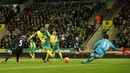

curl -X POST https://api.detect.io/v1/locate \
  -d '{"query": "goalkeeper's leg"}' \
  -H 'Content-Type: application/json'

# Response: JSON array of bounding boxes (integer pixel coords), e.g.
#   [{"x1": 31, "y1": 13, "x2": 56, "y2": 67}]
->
[
  {"x1": 81, "y1": 50, "x2": 104, "y2": 64},
  {"x1": 81, "y1": 53, "x2": 95, "y2": 64}
]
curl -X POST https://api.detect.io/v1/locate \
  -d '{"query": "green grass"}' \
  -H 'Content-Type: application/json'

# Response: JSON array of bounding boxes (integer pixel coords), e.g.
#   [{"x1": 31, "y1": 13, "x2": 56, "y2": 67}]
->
[{"x1": 0, "y1": 58, "x2": 130, "y2": 73}]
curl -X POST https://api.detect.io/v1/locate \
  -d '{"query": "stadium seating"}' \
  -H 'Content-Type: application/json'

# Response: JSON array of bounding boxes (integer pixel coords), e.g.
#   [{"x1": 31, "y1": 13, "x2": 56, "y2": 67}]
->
[
  {"x1": 0, "y1": 5, "x2": 21, "y2": 48},
  {"x1": 0, "y1": 5, "x2": 13, "y2": 24},
  {"x1": 113, "y1": 0, "x2": 130, "y2": 48},
  {"x1": 0, "y1": 1, "x2": 104, "y2": 49}
]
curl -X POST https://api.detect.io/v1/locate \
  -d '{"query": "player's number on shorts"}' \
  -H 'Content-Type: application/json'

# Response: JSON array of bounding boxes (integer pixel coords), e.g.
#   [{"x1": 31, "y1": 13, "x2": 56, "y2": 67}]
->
[
  {"x1": 103, "y1": 42, "x2": 109, "y2": 49},
  {"x1": 19, "y1": 40, "x2": 23, "y2": 46}
]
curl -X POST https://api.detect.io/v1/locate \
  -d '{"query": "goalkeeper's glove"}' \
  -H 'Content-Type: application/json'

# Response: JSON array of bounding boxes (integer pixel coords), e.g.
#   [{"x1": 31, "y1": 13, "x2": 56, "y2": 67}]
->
[{"x1": 120, "y1": 47, "x2": 125, "y2": 52}]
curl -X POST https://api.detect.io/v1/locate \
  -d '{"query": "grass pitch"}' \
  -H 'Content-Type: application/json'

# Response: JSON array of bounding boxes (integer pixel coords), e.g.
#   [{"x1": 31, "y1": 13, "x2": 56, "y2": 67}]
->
[{"x1": 0, "y1": 58, "x2": 130, "y2": 73}]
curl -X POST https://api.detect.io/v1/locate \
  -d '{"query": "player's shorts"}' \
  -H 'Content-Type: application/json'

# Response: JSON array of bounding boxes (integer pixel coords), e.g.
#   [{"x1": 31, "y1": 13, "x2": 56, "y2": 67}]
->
[
  {"x1": 52, "y1": 42, "x2": 59, "y2": 51},
  {"x1": 41, "y1": 40, "x2": 51, "y2": 49},
  {"x1": 91, "y1": 47, "x2": 105, "y2": 58}
]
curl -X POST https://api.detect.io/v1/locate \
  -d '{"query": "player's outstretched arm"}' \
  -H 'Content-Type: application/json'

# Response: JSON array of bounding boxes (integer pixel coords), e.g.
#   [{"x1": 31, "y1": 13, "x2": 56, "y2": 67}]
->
[
  {"x1": 111, "y1": 44, "x2": 124, "y2": 52},
  {"x1": 29, "y1": 35, "x2": 34, "y2": 40},
  {"x1": 111, "y1": 45, "x2": 120, "y2": 51},
  {"x1": 46, "y1": 30, "x2": 51, "y2": 37},
  {"x1": 29, "y1": 32, "x2": 37, "y2": 40}
]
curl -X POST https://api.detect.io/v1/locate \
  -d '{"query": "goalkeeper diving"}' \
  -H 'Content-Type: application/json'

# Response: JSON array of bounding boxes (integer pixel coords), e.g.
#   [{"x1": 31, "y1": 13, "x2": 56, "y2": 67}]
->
[{"x1": 81, "y1": 34, "x2": 124, "y2": 64}]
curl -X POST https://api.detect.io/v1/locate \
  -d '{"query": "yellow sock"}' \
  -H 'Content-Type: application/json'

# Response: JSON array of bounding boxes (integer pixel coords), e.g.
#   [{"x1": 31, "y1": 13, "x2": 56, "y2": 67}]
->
[
  {"x1": 34, "y1": 54, "x2": 35, "y2": 59},
  {"x1": 53, "y1": 53, "x2": 55, "y2": 57},
  {"x1": 58, "y1": 51, "x2": 63, "y2": 59},
  {"x1": 29, "y1": 53, "x2": 33, "y2": 58},
  {"x1": 47, "y1": 50, "x2": 53, "y2": 57},
  {"x1": 32, "y1": 53, "x2": 35, "y2": 59}
]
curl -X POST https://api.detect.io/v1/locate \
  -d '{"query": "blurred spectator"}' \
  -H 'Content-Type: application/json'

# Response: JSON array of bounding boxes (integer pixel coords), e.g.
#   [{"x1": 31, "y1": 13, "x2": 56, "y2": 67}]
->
[
  {"x1": 95, "y1": 14, "x2": 101, "y2": 24},
  {"x1": 113, "y1": 15, "x2": 119, "y2": 28},
  {"x1": 114, "y1": 0, "x2": 130, "y2": 48},
  {"x1": 16, "y1": 5, "x2": 20, "y2": 13}
]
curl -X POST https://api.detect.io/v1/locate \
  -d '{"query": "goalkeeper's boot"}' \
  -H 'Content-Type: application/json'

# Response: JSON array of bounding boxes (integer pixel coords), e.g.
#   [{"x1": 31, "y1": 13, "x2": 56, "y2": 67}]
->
[{"x1": 81, "y1": 61, "x2": 87, "y2": 64}]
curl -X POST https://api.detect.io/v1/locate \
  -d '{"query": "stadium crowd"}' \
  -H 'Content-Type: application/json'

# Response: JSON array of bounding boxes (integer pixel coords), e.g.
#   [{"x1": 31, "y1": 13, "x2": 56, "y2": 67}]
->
[
  {"x1": 0, "y1": 5, "x2": 20, "y2": 24},
  {"x1": 113, "y1": 0, "x2": 130, "y2": 48},
  {"x1": 0, "y1": 1, "x2": 104, "y2": 49},
  {"x1": 0, "y1": 5, "x2": 20, "y2": 48}
]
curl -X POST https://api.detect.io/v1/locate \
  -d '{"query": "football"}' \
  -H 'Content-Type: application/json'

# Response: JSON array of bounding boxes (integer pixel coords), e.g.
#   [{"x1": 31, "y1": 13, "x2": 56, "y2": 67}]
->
[{"x1": 64, "y1": 57, "x2": 70, "y2": 63}]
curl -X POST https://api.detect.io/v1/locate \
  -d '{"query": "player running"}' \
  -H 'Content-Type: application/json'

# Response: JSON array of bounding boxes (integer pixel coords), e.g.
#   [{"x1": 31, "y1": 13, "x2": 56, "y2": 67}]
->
[
  {"x1": 3, "y1": 35, "x2": 26, "y2": 63},
  {"x1": 81, "y1": 34, "x2": 124, "y2": 64},
  {"x1": 29, "y1": 39, "x2": 36, "y2": 59},
  {"x1": 29, "y1": 27, "x2": 54, "y2": 63},
  {"x1": 50, "y1": 31, "x2": 63, "y2": 60}
]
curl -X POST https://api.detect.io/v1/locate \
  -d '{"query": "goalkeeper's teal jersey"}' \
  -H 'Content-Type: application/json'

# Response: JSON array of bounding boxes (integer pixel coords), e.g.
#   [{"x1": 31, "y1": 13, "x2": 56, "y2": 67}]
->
[{"x1": 94, "y1": 39, "x2": 119, "y2": 52}]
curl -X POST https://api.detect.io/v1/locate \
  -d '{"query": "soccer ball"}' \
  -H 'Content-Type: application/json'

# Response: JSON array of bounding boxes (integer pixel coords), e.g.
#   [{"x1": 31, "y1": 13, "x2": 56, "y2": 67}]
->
[{"x1": 64, "y1": 57, "x2": 70, "y2": 63}]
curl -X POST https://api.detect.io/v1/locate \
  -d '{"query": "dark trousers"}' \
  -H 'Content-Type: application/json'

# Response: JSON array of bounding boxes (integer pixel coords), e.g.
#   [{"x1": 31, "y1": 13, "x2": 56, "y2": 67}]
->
[{"x1": 5, "y1": 49, "x2": 22, "y2": 62}]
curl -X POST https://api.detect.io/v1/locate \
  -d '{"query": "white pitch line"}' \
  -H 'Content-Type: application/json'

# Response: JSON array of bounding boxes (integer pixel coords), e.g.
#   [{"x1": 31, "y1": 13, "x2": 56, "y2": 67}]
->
[
  {"x1": 0, "y1": 64, "x2": 86, "y2": 70},
  {"x1": 0, "y1": 62, "x2": 130, "y2": 71}
]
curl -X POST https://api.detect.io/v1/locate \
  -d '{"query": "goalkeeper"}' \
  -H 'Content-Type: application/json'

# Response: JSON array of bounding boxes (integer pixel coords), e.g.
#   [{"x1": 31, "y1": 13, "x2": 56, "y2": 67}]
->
[{"x1": 81, "y1": 34, "x2": 124, "y2": 64}]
